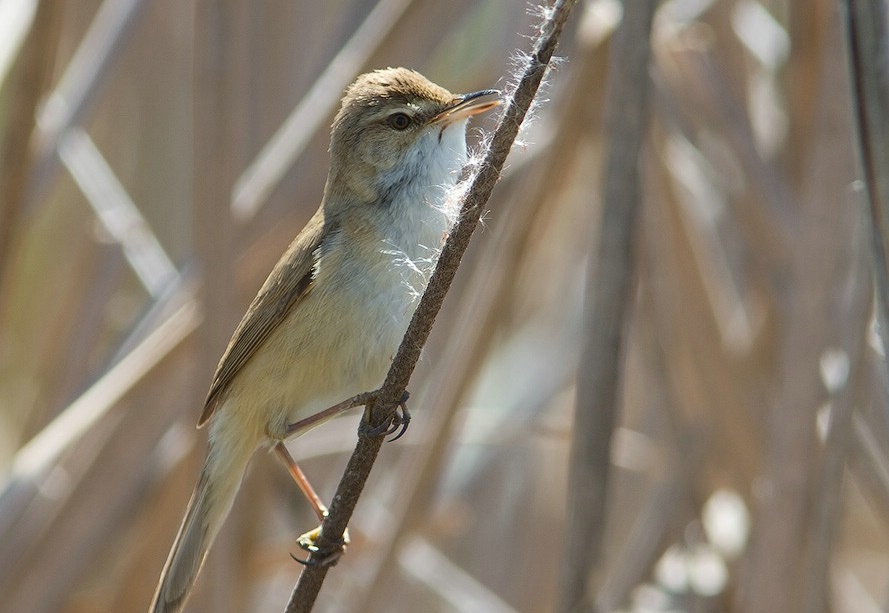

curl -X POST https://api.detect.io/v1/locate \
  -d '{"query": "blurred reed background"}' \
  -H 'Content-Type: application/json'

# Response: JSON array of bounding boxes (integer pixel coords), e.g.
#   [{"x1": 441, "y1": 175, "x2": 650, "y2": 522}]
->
[{"x1": 0, "y1": 0, "x2": 887, "y2": 611}]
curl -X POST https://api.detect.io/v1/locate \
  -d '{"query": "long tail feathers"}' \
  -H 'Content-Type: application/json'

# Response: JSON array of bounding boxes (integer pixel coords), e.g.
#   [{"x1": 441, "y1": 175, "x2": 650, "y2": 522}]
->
[{"x1": 150, "y1": 440, "x2": 252, "y2": 613}]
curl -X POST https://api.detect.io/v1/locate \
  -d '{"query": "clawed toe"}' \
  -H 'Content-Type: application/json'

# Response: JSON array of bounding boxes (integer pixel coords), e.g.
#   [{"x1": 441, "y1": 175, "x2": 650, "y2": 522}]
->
[
  {"x1": 291, "y1": 525, "x2": 350, "y2": 567},
  {"x1": 359, "y1": 391, "x2": 411, "y2": 441},
  {"x1": 385, "y1": 403, "x2": 411, "y2": 441}
]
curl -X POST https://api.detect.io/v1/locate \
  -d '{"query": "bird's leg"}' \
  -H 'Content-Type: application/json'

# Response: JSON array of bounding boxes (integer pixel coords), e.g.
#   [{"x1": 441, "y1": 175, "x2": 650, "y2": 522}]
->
[
  {"x1": 274, "y1": 442, "x2": 348, "y2": 566},
  {"x1": 286, "y1": 389, "x2": 410, "y2": 441},
  {"x1": 285, "y1": 391, "x2": 376, "y2": 436},
  {"x1": 274, "y1": 389, "x2": 409, "y2": 566},
  {"x1": 274, "y1": 442, "x2": 328, "y2": 521},
  {"x1": 358, "y1": 390, "x2": 411, "y2": 441}
]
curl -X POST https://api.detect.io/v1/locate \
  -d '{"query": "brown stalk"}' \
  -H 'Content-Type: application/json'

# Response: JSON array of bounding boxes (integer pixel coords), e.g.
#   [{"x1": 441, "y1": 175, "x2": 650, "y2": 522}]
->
[
  {"x1": 842, "y1": 0, "x2": 889, "y2": 389},
  {"x1": 559, "y1": 1, "x2": 656, "y2": 611},
  {"x1": 283, "y1": 1, "x2": 579, "y2": 610},
  {"x1": 355, "y1": 16, "x2": 615, "y2": 610}
]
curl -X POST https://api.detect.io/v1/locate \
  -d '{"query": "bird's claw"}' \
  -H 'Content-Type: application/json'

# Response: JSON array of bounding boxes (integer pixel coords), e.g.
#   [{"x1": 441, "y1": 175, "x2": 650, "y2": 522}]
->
[
  {"x1": 291, "y1": 524, "x2": 350, "y2": 567},
  {"x1": 359, "y1": 391, "x2": 411, "y2": 441}
]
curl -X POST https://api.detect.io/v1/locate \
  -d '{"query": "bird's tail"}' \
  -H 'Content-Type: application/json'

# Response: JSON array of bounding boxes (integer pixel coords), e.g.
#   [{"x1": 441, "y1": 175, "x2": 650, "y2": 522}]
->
[{"x1": 150, "y1": 429, "x2": 255, "y2": 613}]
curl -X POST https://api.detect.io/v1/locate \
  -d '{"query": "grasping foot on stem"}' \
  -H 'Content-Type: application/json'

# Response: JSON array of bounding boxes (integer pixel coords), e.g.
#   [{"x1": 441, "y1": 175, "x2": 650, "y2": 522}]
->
[
  {"x1": 275, "y1": 442, "x2": 350, "y2": 567},
  {"x1": 359, "y1": 391, "x2": 411, "y2": 441}
]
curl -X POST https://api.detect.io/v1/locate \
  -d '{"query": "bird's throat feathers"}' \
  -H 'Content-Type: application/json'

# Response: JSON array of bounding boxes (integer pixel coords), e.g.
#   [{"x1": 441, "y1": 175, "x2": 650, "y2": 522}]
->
[{"x1": 322, "y1": 117, "x2": 467, "y2": 274}]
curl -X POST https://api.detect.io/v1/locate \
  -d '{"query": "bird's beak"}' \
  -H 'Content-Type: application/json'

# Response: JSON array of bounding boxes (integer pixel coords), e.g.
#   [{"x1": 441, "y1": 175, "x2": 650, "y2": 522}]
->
[{"x1": 432, "y1": 89, "x2": 501, "y2": 125}]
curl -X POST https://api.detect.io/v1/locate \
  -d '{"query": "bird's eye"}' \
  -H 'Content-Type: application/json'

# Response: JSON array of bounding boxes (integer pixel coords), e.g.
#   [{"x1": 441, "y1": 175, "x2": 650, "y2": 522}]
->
[{"x1": 387, "y1": 112, "x2": 412, "y2": 130}]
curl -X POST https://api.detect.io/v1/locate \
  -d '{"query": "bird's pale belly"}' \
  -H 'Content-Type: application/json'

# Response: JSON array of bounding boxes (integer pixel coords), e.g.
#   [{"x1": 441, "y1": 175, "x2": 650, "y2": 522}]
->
[{"x1": 226, "y1": 259, "x2": 419, "y2": 441}]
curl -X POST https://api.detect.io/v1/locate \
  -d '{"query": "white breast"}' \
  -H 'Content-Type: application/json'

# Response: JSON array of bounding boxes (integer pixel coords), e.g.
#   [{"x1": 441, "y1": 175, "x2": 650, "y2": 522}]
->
[{"x1": 256, "y1": 120, "x2": 469, "y2": 435}]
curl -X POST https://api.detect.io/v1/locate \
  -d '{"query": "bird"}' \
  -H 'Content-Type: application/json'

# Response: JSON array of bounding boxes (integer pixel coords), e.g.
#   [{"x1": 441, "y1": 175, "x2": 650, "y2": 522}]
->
[{"x1": 150, "y1": 67, "x2": 500, "y2": 613}]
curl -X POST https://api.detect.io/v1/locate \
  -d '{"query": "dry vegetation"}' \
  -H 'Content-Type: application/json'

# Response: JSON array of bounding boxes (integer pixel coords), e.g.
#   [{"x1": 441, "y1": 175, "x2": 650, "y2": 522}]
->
[{"x1": 0, "y1": 1, "x2": 887, "y2": 612}]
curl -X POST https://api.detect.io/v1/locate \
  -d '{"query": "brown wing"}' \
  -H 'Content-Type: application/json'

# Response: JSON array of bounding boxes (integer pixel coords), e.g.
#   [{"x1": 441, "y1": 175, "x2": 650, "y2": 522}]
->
[{"x1": 198, "y1": 208, "x2": 328, "y2": 426}]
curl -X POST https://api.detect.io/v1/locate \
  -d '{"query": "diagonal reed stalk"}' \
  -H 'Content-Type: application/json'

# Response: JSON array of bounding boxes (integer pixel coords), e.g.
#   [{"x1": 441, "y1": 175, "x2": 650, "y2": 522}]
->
[{"x1": 284, "y1": 1, "x2": 579, "y2": 610}]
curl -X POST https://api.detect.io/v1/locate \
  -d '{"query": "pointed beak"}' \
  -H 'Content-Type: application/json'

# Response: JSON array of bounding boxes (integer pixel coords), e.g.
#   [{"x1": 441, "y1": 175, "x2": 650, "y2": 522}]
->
[{"x1": 431, "y1": 89, "x2": 501, "y2": 125}]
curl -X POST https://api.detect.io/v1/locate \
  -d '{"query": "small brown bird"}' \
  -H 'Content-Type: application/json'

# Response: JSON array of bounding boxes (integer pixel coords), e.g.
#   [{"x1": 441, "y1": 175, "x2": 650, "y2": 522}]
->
[{"x1": 150, "y1": 68, "x2": 499, "y2": 613}]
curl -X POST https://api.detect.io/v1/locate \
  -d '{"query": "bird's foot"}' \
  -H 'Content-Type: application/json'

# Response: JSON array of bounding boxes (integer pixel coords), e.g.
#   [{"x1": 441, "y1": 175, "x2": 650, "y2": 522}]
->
[
  {"x1": 358, "y1": 390, "x2": 411, "y2": 441},
  {"x1": 292, "y1": 521, "x2": 350, "y2": 567}
]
